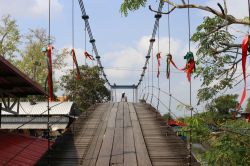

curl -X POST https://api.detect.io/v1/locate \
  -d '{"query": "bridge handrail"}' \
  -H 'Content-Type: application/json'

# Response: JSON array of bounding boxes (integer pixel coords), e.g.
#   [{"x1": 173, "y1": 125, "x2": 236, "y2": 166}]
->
[
  {"x1": 140, "y1": 85, "x2": 194, "y2": 110},
  {"x1": 142, "y1": 92, "x2": 179, "y2": 119}
]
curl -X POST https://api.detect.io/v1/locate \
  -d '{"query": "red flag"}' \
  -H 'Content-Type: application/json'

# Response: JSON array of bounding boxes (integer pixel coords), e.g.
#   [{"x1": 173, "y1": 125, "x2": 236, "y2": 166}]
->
[
  {"x1": 156, "y1": 52, "x2": 161, "y2": 78},
  {"x1": 237, "y1": 36, "x2": 248, "y2": 110},
  {"x1": 71, "y1": 49, "x2": 81, "y2": 80},
  {"x1": 84, "y1": 51, "x2": 94, "y2": 61},
  {"x1": 47, "y1": 45, "x2": 54, "y2": 101}
]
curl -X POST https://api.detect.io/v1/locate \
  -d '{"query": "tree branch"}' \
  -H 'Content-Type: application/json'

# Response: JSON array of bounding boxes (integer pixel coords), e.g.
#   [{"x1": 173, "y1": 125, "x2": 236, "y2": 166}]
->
[
  {"x1": 211, "y1": 43, "x2": 241, "y2": 55},
  {"x1": 160, "y1": 0, "x2": 250, "y2": 25}
]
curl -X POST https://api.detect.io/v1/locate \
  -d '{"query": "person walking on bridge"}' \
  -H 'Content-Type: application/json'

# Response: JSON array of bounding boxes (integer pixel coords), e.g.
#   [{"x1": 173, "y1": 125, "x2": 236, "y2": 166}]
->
[{"x1": 121, "y1": 92, "x2": 127, "y2": 102}]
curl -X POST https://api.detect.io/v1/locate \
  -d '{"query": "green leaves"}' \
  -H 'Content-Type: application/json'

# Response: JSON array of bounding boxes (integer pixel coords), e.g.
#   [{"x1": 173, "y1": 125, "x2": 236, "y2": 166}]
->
[
  {"x1": 192, "y1": 16, "x2": 238, "y2": 103},
  {"x1": 120, "y1": 0, "x2": 147, "y2": 16},
  {"x1": 17, "y1": 28, "x2": 67, "y2": 89},
  {"x1": 61, "y1": 66, "x2": 110, "y2": 110},
  {"x1": 0, "y1": 15, "x2": 20, "y2": 61},
  {"x1": 183, "y1": 111, "x2": 250, "y2": 165}
]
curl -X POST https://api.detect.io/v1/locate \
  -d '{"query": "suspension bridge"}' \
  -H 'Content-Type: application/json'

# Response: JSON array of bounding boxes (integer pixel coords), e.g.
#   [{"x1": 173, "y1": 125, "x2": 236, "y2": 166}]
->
[{"x1": 0, "y1": 0, "x2": 204, "y2": 165}]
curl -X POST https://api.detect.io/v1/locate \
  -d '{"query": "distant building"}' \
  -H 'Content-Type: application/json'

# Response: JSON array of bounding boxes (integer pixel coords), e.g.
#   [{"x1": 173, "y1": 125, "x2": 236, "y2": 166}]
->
[{"x1": 0, "y1": 102, "x2": 81, "y2": 132}]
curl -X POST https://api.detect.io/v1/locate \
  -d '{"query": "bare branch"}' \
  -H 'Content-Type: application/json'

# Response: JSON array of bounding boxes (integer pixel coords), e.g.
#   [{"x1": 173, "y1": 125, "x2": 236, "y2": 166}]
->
[
  {"x1": 149, "y1": 5, "x2": 175, "y2": 14},
  {"x1": 223, "y1": 0, "x2": 228, "y2": 15},
  {"x1": 161, "y1": 0, "x2": 250, "y2": 25},
  {"x1": 217, "y1": 3, "x2": 225, "y2": 16}
]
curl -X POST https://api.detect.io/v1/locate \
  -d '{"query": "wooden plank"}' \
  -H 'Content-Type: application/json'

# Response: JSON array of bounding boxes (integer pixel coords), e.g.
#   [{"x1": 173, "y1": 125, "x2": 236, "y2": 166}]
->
[
  {"x1": 123, "y1": 127, "x2": 137, "y2": 166},
  {"x1": 96, "y1": 103, "x2": 118, "y2": 166},
  {"x1": 111, "y1": 128, "x2": 124, "y2": 165},
  {"x1": 95, "y1": 128, "x2": 115, "y2": 166},
  {"x1": 129, "y1": 103, "x2": 152, "y2": 166},
  {"x1": 124, "y1": 153, "x2": 137, "y2": 166},
  {"x1": 107, "y1": 103, "x2": 118, "y2": 128},
  {"x1": 123, "y1": 103, "x2": 131, "y2": 127},
  {"x1": 111, "y1": 102, "x2": 124, "y2": 165},
  {"x1": 82, "y1": 104, "x2": 113, "y2": 166},
  {"x1": 133, "y1": 103, "x2": 199, "y2": 166}
]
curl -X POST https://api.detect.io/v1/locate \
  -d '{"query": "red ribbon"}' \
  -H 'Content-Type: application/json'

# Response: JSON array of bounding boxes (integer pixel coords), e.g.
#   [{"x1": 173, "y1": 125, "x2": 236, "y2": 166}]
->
[
  {"x1": 166, "y1": 54, "x2": 184, "y2": 79},
  {"x1": 47, "y1": 45, "x2": 54, "y2": 101},
  {"x1": 84, "y1": 51, "x2": 94, "y2": 61},
  {"x1": 72, "y1": 49, "x2": 81, "y2": 80},
  {"x1": 156, "y1": 52, "x2": 161, "y2": 78},
  {"x1": 171, "y1": 60, "x2": 185, "y2": 72},
  {"x1": 185, "y1": 59, "x2": 195, "y2": 82},
  {"x1": 237, "y1": 36, "x2": 249, "y2": 111}
]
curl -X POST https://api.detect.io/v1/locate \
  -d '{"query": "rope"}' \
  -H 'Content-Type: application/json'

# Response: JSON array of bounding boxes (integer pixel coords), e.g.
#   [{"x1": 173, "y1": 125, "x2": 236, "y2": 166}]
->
[
  {"x1": 187, "y1": 0, "x2": 192, "y2": 164},
  {"x1": 85, "y1": 23, "x2": 87, "y2": 66},
  {"x1": 168, "y1": 4, "x2": 171, "y2": 54},
  {"x1": 140, "y1": 85, "x2": 192, "y2": 109},
  {"x1": 157, "y1": 16, "x2": 160, "y2": 111},
  {"x1": 77, "y1": 0, "x2": 110, "y2": 86},
  {"x1": 167, "y1": 3, "x2": 172, "y2": 122},
  {"x1": 147, "y1": 61, "x2": 150, "y2": 101},
  {"x1": 151, "y1": 41, "x2": 154, "y2": 104},
  {"x1": 47, "y1": 0, "x2": 51, "y2": 163},
  {"x1": 72, "y1": 0, "x2": 76, "y2": 99},
  {"x1": 72, "y1": 0, "x2": 76, "y2": 134},
  {"x1": 136, "y1": 2, "x2": 163, "y2": 87}
]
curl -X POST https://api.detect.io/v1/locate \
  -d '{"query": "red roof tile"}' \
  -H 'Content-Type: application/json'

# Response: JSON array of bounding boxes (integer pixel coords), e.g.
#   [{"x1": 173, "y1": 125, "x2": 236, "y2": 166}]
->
[{"x1": 0, "y1": 131, "x2": 54, "y2": 165}]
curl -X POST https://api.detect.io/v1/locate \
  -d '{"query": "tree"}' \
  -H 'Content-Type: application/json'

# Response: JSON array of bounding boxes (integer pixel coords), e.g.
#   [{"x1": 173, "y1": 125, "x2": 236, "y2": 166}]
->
[
  {"x1": 17, "y1": 28, "x2": 68, "y2": 91},
  {"x1": 207, "y1": 94, "x2": 238, "y2": 117},
  {"x1": 182, "y1": 111, "x2": 250, "y2": 165},
  {"x1": 0, "y1": 15, "x2": 20, "y2": 61},
  {"x1": 244, "y1": 98, "x2": 250, "y2": 113},
  {"x1": 120, "y1": 0, "x2": 250, "y2": 25},
  {"x1": 120, "y1": 0, "x2": 248, "y2": 103},
  {"x1": 61, "y1": 66, "x2": 110, "y2": 110}
]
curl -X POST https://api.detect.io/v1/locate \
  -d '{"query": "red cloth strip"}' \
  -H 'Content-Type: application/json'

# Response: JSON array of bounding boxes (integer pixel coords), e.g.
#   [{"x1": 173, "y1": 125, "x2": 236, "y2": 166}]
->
[
  {"x1": 237, "y1": 36, "x2": 249, "y2": 110},
  {"x1": 170, "y1": 60, "x2": 185, "y2": 71},
  {"x1": 72, "y1": 49, "x2": 81, "y2": 80},
  {"x1": 185, "y1": 60, "x2": 195, "y2": 82},
  {"x1": 157, "y1": 53, "x2": 161, "y2": 78},
  {"x1": 84, "y1": 51, "x2": 94, "y2": 60},
  {"x1": 47, "y1": 45, "x2": 54, "y2": 101}
]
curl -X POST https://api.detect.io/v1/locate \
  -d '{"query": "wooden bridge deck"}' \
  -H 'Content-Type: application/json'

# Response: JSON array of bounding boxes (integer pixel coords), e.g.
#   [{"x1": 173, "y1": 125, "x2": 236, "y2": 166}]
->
[{"x1": 37, "y1": 102, "x2": 199, "y2": 166}]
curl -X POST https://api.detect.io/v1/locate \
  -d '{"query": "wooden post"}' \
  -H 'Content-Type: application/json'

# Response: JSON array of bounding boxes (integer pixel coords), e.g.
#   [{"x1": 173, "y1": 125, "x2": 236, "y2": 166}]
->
[{"x1": 0, "y1": 103, "x2": 2, "y2": 128}]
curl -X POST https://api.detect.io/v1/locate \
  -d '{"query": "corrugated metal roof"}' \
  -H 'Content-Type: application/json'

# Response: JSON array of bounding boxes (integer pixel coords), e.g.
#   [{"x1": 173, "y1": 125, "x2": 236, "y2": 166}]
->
[
  {"x1": 0, "y1": 131, "x2": 54, "y2": 165},
  {"x1": 2, "y1": 102, "x2": 74, "y2": 115},
  {"x1": 1, "y1": 116, "x2": 69, "y2": 130}
]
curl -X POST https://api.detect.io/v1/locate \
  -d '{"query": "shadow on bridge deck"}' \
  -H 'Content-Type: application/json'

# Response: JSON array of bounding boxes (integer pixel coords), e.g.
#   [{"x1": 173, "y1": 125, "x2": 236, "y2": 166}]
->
[{"x1": 37, "y1": 102, "x2": 199, "y2": 166}]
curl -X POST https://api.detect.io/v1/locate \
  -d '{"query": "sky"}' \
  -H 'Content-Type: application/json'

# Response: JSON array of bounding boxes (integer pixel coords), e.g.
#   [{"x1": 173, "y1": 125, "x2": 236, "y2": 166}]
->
[{"x1": 0, "y1": 0, "x2": 249, "y2": 117}]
